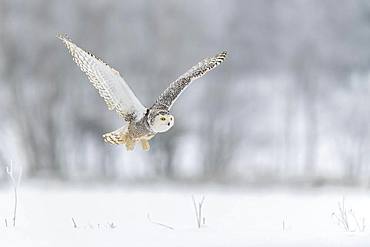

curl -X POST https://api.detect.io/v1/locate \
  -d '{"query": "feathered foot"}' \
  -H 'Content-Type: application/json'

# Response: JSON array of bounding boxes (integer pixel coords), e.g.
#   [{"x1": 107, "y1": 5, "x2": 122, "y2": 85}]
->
[
  {"x1": 125, "y1": 138, "x2": 136, "y2": 151},
  {"x1": 140, "y1": 139, "x2": 150, "y2": 151}
]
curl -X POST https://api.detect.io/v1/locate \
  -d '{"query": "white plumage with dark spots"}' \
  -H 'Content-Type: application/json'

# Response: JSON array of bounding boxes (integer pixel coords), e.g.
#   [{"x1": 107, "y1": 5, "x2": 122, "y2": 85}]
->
[{"x1": 58, "y1": 34, "x2": 227, "y2": 151}]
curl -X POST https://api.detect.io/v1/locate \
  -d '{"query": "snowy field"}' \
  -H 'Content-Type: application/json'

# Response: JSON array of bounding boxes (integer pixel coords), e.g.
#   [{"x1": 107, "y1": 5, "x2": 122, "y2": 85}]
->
[{"x1": 0, "y1": 184, "x2": 370, "y2": 247}]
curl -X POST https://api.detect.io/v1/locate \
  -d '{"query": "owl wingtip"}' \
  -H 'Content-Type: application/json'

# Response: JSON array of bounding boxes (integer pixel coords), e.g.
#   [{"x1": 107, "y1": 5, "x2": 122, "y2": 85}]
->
[
  {"x1": 56, "y1": 33, "x2": 71, "y2": 42},
  {"x1": 216, "y1": 51, "x2": 228, "y2": 61}
]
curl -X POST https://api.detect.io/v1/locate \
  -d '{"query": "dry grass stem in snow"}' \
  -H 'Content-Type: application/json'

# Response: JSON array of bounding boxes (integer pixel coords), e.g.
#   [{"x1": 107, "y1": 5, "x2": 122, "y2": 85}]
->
[
  {"x1": 192, "y1": 195, "x2": 206, "y2": 228},
  {"x1": 332, "y1": 197, "x2": 366, "y2": 232},
  {"x1": 6, "y1": 161, "x2": 22, "y2": 227},
  {"x1": 72, "y1": 218, "x2": 78, "y2": 228}
]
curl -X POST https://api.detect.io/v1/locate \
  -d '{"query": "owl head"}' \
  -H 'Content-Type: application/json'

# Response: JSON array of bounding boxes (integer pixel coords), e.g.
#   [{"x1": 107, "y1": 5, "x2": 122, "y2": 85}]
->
[{"x1": 150, "y1": 113, "x2": 175, "y2": 133}]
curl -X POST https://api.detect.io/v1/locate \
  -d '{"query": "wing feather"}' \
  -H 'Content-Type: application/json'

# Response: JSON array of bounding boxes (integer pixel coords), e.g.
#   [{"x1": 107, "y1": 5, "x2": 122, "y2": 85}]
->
[
  {"x1": 58, "y1": 34, "x2": 147, "y2": 121},
  {"x1": 153, "y1": 51, "x2": 227, "y2": 110}
]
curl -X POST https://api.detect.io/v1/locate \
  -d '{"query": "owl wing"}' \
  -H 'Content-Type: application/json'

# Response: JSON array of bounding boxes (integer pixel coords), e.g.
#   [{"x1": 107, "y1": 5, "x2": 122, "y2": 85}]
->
[
  {"x1": 153, "y1": 51, "x2": 227, "y2": 110},
  {"x1": 58, "y1": 34, "x2": 147, "y2": 121}
]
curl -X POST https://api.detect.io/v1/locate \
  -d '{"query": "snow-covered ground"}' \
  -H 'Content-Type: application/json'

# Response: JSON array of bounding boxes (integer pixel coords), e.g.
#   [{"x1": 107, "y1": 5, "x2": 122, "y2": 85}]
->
[{"x1": 0, "y1": 184, "x2": 370, "y2": 246}]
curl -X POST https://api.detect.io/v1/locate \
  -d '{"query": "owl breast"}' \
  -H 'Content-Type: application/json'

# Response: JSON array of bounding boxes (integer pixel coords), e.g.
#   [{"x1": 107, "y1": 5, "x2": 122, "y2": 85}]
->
[{"x1": 127, "y1": 116, "x2": 155, "y2": 140}]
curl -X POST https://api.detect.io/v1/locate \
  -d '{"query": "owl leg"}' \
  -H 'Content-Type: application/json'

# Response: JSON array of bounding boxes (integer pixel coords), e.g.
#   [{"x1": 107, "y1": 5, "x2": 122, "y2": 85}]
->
[
  {"x1": 124, "y1": 137, "x2": 136, "y2": 151},
  {"x1": 140, "y1": 139, "x2": 150, "y2": 151}
]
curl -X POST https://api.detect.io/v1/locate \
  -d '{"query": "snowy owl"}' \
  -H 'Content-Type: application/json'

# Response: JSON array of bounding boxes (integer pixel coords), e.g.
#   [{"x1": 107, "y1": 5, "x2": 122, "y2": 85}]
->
[{"x1": 58, "y1": 34, "x2": 227, "y2": 151}]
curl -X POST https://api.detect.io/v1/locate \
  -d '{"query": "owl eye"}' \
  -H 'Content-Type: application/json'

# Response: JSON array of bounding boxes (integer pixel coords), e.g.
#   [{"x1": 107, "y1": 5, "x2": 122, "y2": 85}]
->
[{"x1": 160, "y1": 117, "x2": 166, "y2": 121}]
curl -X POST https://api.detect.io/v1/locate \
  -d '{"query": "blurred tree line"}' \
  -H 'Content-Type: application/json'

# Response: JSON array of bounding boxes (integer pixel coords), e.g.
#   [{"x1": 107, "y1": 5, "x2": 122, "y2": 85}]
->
[{"x1": 0, "y1": 0, "x2": 370, "y2": 184}]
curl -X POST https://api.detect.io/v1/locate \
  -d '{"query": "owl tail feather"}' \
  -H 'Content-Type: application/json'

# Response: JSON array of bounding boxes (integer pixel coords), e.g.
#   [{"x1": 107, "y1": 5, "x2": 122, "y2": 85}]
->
[
  {"x1": 103, "y1": 132, "x2": 123, "y2": 145},
  {"x1": 102, "y1": 126, "x2": 128, "y2": 145},
  {"x1": 102, "y1": 126, "x2": 136, "y2": 151}
]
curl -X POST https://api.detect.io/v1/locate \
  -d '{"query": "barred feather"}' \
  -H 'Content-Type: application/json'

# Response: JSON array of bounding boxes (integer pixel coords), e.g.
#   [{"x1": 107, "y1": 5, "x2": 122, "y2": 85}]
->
[
  {"x1": 102, "y1": 126, "x2": 127, "y2": 145},
  {"x1": 57, "y1": 34, "x2": 147, "y2": 121},
  {"x1": 153, "y1": 51, "x2": 227, "y2": 110}
]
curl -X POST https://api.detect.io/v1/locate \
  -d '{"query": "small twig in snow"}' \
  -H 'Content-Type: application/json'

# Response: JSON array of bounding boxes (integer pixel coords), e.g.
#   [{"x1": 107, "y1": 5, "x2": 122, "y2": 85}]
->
[
  {"x1": 71, "y1": 218, "x2": 117, "y2": 229},
  {"x1": 71, "y1": 217, "x2": 78, "y2": 228},
  {"x1": 147, "y1": 214, "x2": 174, "y2": 230},
  {"x1": 108, "y1": 222, "x2": 117, "y2": 229},
  {"x1": 349, "y1": 209, "x2": 366, "y2": 232}
]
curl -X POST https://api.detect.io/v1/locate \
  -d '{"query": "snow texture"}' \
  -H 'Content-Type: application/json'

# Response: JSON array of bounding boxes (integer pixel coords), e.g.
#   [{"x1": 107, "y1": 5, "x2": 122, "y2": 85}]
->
[{"x1": 0, "y1": 185, "x2": 369, "y2": 247}]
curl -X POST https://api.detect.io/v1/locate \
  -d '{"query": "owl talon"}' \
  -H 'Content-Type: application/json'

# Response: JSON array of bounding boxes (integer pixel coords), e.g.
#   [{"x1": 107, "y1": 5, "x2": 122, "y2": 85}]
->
[{"x1": 140, "y1": 139, "x2": 150, "y2": 151}]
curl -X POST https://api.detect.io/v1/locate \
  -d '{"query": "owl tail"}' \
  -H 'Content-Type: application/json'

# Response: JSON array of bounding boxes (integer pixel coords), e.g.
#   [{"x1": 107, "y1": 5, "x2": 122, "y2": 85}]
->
[{"x1": 102, "y1": 126, "x2": 128, "y2": 145}]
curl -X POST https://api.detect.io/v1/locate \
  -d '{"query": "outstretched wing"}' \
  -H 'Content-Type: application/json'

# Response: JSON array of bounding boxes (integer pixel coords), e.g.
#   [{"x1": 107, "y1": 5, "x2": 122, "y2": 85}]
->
[
  {"x1": 58, "y1": 34, "x2": 147, "y2": 121},
  {"x1": 153, "y1": 51, "x2": 227, "y2": 111}
]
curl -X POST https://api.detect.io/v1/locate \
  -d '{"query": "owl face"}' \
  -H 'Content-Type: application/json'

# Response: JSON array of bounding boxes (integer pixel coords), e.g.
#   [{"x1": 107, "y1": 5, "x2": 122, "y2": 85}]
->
[{"x1": 151, "y1": 114, "x2": 174, "y2": 133}]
